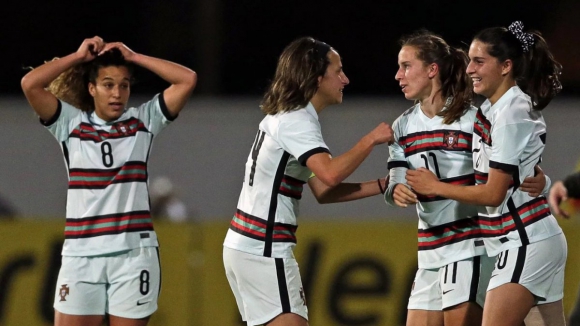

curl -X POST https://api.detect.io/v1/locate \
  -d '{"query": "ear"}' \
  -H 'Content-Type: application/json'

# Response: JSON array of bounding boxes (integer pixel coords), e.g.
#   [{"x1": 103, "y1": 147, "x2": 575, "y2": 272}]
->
[
  {"x1": 428, "y1": 63, "x2": 439, "y2": 79},
  {"x1": 501, "y1": 59, "x2": 513, "y2": 76},
  {"x1": 317, "y1": 75, "x2": 323, "y2": 87},
  {"x1": 88, "y1": 82, "x2": 96, "y2": 97}
]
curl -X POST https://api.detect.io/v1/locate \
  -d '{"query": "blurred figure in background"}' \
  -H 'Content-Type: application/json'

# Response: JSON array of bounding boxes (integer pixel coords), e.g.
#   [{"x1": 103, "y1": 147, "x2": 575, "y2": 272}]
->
[
  {"x1": 150, "y1": 176, "x2": 189, "y2": 223},
  {"x1": 549, "y1": 170, "x2": 580, "y2": 325},
  {"x1": 0, "y1": 193, "x2": 17, "y2": 219}
]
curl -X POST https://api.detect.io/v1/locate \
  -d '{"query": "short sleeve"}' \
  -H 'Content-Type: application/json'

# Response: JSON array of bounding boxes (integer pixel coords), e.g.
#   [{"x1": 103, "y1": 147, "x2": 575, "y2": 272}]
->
[
  {"x1": 130, "y1": 93, "x2": 172, "y2": 136},
  {"x1": 44, "y1": 100, "x2": 83, "y2": 142},
  {"x1": 489, "y1": 97, "x2": 534, "y2": 172},
  {"x1": 277, "y1": 119, "x2": 330, "y2": 166}
]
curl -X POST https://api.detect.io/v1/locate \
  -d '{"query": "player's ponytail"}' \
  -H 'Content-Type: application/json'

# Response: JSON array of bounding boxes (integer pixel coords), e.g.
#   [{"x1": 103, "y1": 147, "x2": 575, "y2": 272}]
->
[
  {"x1": 521, "y1": 31, "x2": 562, "y2": 110},
  {"x1": 400, "y1": 30, "x2": 473, "y2": 124},
  {"x1": 474, "y1": 21, "x2": 562, "y2": 110}
]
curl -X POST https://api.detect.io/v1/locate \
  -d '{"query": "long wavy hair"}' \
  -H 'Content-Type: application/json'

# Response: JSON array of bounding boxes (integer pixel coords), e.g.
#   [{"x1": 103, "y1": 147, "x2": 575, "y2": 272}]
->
[
  {"x1": 260, "y1": 37, "x2": 331, "y2": 115},
  {"x1": 400, "y1": 30, "x2": 473, "y2": 124},
  {"x1": 47, "y1": 49, "x2": 134, "y2": 112},
  {"x1": 473, "y1": 23, "x2": 562, "y2": 110}
]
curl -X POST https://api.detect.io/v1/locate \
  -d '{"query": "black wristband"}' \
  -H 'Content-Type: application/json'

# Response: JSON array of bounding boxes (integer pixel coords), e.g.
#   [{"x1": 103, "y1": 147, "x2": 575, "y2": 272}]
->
[{"x1": 377, "y1": 178, "x2": 385, "y2": 194}]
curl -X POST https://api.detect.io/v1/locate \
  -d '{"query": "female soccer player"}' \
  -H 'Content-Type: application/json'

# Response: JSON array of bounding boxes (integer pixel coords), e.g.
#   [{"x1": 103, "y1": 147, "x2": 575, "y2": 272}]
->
[
  {"x1": 222, "y1": 37, "x2": 394, "y2": 326},
  {"x1": 406, "y1": 22, "x2": 565, "y2": 326},
  {"x1": 387, "y1": 30, "x2": 547, "y2": 326},
  {"x1": 21, "y1": 36, "x2": 197, "y2": 326}
]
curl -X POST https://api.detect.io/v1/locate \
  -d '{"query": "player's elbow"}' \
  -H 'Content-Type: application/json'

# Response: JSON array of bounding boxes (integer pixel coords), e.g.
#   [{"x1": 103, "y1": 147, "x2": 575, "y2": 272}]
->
[
  {"x1": 21, "y1": 75, "x2": 35, "y2": 94},
  {"x1": 485, "y1": 193, "x2": 505, "y2": 207},
  {"x1": 184, "y1": 70, "x2": 198, "y2": 92},
  {"x1": 315, "y1": 174, "x2": 341, "y2": 188}
]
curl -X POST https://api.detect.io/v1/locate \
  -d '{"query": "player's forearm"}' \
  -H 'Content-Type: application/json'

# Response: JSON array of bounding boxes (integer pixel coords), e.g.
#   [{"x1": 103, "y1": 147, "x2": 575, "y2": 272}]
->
[
  {"x1": 311, "y1": 179, "x2": 381, "y2": 204},
  {"x1": 21, "y1": 52, "x2": 83, "y2": 92},
  {"x1": 131, "y1": 53, "x2": 196, "y2": 88},
  {"x1": 321, "y1": 135, "x2": 375, "y2": 186},
  {"x1": 436, "y1": 182, "x2": 503, "y2": 206}
]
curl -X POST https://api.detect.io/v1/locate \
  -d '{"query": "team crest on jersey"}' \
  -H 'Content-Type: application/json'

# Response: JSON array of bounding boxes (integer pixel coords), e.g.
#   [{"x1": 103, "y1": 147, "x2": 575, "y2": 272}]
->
[
  {"x1": 59, "y1": 284, "x2": 70, "y2": 302},
  {"x1": 299, "y1": 287, "x2": 307, "y2": 306},
  {"x1": 115, "y1": 122, "x2": 130, "y2": 136},
  {"x1": 443, "y1": 131, "x2": 459, "y2": 149}
]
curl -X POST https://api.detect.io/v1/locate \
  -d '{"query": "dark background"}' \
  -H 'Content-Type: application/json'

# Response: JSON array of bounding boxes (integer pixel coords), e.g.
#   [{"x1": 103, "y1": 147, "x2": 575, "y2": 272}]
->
[{"x1": 2, "y1": 0, "x2": 579, "y2": 97}]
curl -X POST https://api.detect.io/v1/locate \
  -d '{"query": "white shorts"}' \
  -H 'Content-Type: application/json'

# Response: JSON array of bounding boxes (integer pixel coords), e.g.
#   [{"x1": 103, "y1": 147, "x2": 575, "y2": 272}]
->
[
  {"x1": 439, "y1": 255, "x2": 494, "y2": 309},
  {"x1": 408, "y1": 256, "x2": 493, "y2": 310},
  {"x1": 54, "y1": 246, "x2": 161, "y2": 318},
  {"x1": 223, "y1": 246, "x2": 308, "y2": 326},
  {"x1": 488, "y1": 233, "x2": 567, "y2": 304}
]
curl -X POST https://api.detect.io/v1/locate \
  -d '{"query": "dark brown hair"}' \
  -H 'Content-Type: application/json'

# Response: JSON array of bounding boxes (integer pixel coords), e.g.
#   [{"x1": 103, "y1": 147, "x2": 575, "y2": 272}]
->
[
  {"x1": 400, "y1": 30, "x2": 473, "y2": 124},
  {"x1": 47, "y1": 49, "x2": 134, "y2": 112},
  {"x1": 260, "y1": 37, "x2": 331, "y2": 115},
  {"x1": 473, "y1": 23, "x2": 562, "y2": 110}
]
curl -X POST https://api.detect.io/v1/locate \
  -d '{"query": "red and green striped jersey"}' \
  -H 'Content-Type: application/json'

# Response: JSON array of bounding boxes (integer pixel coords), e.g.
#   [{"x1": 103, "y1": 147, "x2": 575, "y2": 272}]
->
[
  {"x1": 224, "y1": 103, "x2": 329, "y2": 258},
  {"x1": 472, "y1": 86, "x2": 561, "y2": 256},
  {"x1": 44, "y1": 94, "x2": 174, "y2": 256},
  {"x1": 386, "y1": 103, "x2": 485, "y2": 269}
]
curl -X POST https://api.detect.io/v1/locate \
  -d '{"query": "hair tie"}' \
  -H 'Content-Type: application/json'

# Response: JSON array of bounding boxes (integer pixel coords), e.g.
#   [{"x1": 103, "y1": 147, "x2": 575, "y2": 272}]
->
[{"x1": 508, "y1": 21, "x2": 535, "y2": 53}]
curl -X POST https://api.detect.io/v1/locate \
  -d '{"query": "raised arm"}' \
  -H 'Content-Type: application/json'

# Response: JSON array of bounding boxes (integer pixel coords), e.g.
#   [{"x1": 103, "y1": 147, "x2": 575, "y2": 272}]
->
[
  {"x1": 21, "y1": 36, "x2": 105, "y2": 121},
  {"x1": 98, "y1": 42, "x2": 197, "y2": 118},
  {"x1": 306, "y1": 122, "x2": 393, "y2": 187}
]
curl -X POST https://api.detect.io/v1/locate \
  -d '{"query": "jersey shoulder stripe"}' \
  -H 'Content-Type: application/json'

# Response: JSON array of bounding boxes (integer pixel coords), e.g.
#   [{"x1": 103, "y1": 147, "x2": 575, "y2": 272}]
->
[
  {"x1": 70, "y1": 118, "x2": 149, "y2": 142},
  {"x1": 400, "y1": 130, "x2": 472, "y2": 157}
]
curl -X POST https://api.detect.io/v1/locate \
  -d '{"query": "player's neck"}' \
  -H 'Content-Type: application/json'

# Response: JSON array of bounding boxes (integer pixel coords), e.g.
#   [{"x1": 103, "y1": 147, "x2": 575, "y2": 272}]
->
[{"x1": 419, "y1": 95, "x2": 445, "y2": 118}]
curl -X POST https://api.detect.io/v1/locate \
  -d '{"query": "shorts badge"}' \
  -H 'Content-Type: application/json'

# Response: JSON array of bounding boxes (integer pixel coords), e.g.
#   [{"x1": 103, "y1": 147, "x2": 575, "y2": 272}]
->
[{"x1": 59, "y1": 284, "x2": 70, "y2": 302}]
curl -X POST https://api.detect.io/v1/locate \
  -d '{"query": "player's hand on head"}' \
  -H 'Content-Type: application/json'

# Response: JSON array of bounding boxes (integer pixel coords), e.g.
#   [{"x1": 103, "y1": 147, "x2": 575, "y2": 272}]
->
[
  {"x1": 77, "y1": 36, "x2": 105, "y2": 62},
  {"x1": 393, "y1": 183, "x2": 418, "y2": 208},
  {"x1": 548, "y1": 181, "x2": 569, "y2": 218},
  {"x1": 369, "y1": 122, "x2": 394, "y2": 145},
  {"x1": 98, "y1": 42, "x2": 136, "y2": 61}
]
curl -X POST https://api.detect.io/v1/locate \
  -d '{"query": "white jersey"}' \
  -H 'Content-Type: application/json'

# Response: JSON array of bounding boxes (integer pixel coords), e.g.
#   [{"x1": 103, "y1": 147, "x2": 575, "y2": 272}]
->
[
  {"x1": 223, "y1": 103, "x2": 329, "y2": 258},
  {"x1": 385, "y1": 103, "x2": 485, "y2": 269},
  {"x1": 473, "y1": 86, "x2": 561, "y2": 256},
  {"x1": 44, "y1": 94, "x2": 173, "y2": 256}
]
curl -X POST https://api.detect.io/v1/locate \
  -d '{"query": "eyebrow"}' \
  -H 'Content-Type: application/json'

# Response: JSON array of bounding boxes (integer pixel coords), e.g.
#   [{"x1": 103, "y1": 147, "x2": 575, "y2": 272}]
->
[{"x1": 101, "y1": 76, "x2": 131, "y2": 82}]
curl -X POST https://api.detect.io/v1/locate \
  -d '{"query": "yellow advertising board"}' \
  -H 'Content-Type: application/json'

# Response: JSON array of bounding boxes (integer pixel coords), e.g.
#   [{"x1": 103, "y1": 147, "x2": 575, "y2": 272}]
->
[{"x1": 0, "y1": 219, "x2": 579, "y2": 326}]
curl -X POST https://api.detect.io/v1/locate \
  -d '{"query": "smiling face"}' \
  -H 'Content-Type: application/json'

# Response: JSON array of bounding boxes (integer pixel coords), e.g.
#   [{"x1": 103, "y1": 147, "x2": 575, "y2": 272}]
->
[
  {"x1": 467, "y1": 40, "x2": 511, "y2": 104},
  {"x1": 395, "y1": 46, "x2": 433, "y2": 101},
  {"x1": 314, "y1": 50, "x2": 349, "y2": 109},
  {"x1": 88, "y1": 65, "x2": 131, "y2": 122}
]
